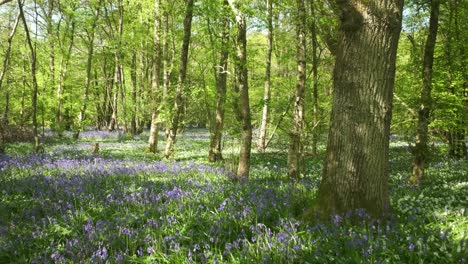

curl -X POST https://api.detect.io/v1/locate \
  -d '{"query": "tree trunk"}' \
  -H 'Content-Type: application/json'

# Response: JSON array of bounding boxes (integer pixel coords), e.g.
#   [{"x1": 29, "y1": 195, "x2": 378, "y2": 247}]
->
[
  {"x1": 18, "y1": 0, "x2": 41, "y2": 152},
  {"x1": 130, "y1": 53, "x2": 138, "y2": 135},
  {"x1": 162, "y1": 10, "x2": 172, "y2": 138},
  {"x1": 74, "y1": 2, "x2": 100, "y2": 139},
  {"x1": 310, "y1": 0, "x2": 319, "y2": 156},
  {"x1": 228, "y1": 0, "x2": 252, "y2": 178},
  {"x1": 148, "y1": 0, "x2": 162, "y2": 154},
  {"x1": 257, "y1": 0, "x2": 273, "y2": 153},
  {"x1": 315, "y1": 0, "x2": 403, "y2": 217},
  {"x1": 56, "y1": 18, "x2": 76, "y2": 135},
  {"x1": 208, "y1": 0, "x2": 230, "y2": 162},
  {"x1": 164, "y1": 0, "x2": 194, "y2": 158},
  {"x1": 287, "y1": 0, "x2": 307, "y2": 179},
  {"x1": 410, "y1": 0, "x2": 440, "y2": 185},
  {"x1": 0, "y1": 13, "x2": 19, "y2": 91}
]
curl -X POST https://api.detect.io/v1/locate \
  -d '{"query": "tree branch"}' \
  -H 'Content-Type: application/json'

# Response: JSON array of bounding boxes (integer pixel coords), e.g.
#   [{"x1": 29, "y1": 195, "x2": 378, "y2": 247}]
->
[{"x1": 0, "y1": 0, "x2": 13, "y2": 6}]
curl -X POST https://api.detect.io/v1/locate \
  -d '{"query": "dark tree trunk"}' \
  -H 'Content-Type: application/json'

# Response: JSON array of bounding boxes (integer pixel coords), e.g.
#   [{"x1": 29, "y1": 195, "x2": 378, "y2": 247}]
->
[
  {"x1": 287, "y1": 0, "x2": 307, "y2": 179},
  {"x1": 315, "y1": 0, "x2": 403, "y2": 217},
  {"x1": 410, "y1": 0, "x2": 440, "y2": 185},
  {"x1": 164, "y1": 0, "x2": 194, "y2": 158},
  {"x1": 257, "y1": 0, "x2": 273, "y2": 153},
  {"x1": 208, "y1": 0, "x2": 230, "y2": 162}
]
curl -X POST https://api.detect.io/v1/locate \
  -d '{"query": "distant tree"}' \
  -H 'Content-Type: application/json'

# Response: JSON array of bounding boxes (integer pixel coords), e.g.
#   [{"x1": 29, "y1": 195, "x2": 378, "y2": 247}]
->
[
  {"x1": 315, "y1": 0, "x2": 404, "y2": 217},
  {"x1": 410, "y1": 0, "x2": 440, "y2": 185},
  {"x1": 148, "y1": 0, "x2": 162, "y2": 154},
  {"x1": 257, "y1": 0, "x2": 273, "y2": 153},
  {"x1": 164, "y1": 0, "x2": 195, "y2": 158},
  {"x1": 18, "y1": 0, "x2": 41, "y2": 152},
  {"x1": 208, "y1": 0, "x2": 230, "y2": 162},
  {"x1": 74, "y1": 0, "x2": 102, "y2": 139},
  {"x1": 287, "y1": 0, "x2": 307, "y2": 179}
]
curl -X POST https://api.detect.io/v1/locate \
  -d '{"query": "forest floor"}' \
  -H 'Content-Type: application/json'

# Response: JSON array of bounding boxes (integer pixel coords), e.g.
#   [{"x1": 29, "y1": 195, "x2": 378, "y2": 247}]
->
[{"x1": 0, "y1": 129, "x2": 467, "y2": 263}]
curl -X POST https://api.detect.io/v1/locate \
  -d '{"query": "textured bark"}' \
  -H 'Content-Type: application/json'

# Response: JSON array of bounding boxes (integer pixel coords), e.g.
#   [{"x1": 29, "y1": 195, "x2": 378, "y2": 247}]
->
[
  {"x1": 208, "y1": 0, "x2": 230, "y2": 162},
  {"x1": 148, "y1": 0, "x2": 162, "y2": 154},
  {"x1": 287, "y1": 0, "x2": 307, "y2": 179},
  {"x1": 410, "y1": 0, "x2": 440, "y2": 185},
  {"x1": 257, "y1": 0, "x2": 273, "y2": 153},
  {"x1": 164, "y1": 0, "x2": 194, "y2": 158},
  {"x1": 316, "y1": 0, "x2": 403, "y2": 217},
  {"x1": 18, "y1": 0, "x2": 41, "y2": 151},
  {"x1": 75, "y1": 3, "x2": 101, "y2": 139}
]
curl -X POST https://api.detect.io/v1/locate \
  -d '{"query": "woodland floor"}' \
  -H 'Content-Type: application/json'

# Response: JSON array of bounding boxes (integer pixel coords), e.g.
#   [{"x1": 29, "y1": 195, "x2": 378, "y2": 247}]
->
[{"x1": 0, "y1": 129, "x2": 467, "y2": 263}]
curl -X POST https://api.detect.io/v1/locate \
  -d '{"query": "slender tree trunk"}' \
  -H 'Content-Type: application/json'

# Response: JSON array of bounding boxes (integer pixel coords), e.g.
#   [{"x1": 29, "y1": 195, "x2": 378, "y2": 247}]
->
[
  {"x1": 56, "y1": 19, "x2": 76, "y2": 134},
  {"x1": 410, "y1": 0, "x2": 440, "y2": 185},
  {"x1": 287, "y1": 0, "x2": 307, "y2": 179},
  {"x1": 315, "y1": 0, "x2": 403, "y2": 217},
  {"x1": 0, "y1": 12, "x2": 19, "y2": 152},
  {"x1": 164, "y1": 0, "x2": 194, "y2": 158},
  {"x1": 162, "y1": 10, "x2": 171, "y2": 138},
  {"x1": 228, "y1": 0, "x2": 252, "y2": 178},
  {"x1": 208, "y1": 0, "x2": 230, "y2": 162},
  {"x1": 0, "y1": 13, "x2": 19, "y2": 91},
  {"x1": 18, "y1": 0, "x2": 41, "y2": 152},
  {"x1": 130, "y1": 53, "x2": 138, "y2": 135},
  {"x1": 148, "y1": 0, "x2": 162, "y2": 154},
  {"x1": 257, "y1": 0, "x2": 273, "y2": 153},
  {"x1": 75, "y1": 3, "x2": 100, "y2": 139},
  {"x1": 310, "y1": 0, "x2": 319, "y2": 156}
]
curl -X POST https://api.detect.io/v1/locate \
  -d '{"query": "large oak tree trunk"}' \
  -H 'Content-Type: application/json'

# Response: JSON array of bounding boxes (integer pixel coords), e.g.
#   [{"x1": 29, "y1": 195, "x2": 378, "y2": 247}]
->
[
  {"x1": 164, "y1": 0, "x2": 194, "y2": 158},
  {"x1": 208, "y1": 0, "x2": 230, "y2": 162},
  {"x1": 257, "y1": 0, "x2": 273, "y2": 153},
  {"x1": 315, "y1": 0, "x2": 403, "y2": 217},
  {"x1": 410, "y1": 0, "x2": 440, "y2": 185}
]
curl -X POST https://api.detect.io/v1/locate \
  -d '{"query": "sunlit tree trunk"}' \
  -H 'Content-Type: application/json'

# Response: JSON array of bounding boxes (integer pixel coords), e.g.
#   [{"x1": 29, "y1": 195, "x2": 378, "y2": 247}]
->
[
  {"x1": 315, "y1": 0, "x2": 403, "y2": 217},
  {"x1": 18, "y1": 0, "x2": 41, "y2": 152},
  {"x1": 162, "y1": 10, "x2": 172, "y2": 138},
  {"x1": 164, "y1": 0, "x2": 194, "y2": 158},
  {"x1": 287, "y1": 0, "x2": 307, "y2": 179},
  {"x1": 148, "y1": 0, "x2": 162, "y2": 154},
  {"x1": 257, "y1": 0, "x2": 273, "y2": 153},
  {"x1": 410, "y1": 0, "x2": 440, "y2": 185},
  {"x1": 208, "y1": 0, "x2": 230, "y2": 162},
  {"x1": 228, "y1": 0, "x2": 252, "y2": 178}
]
